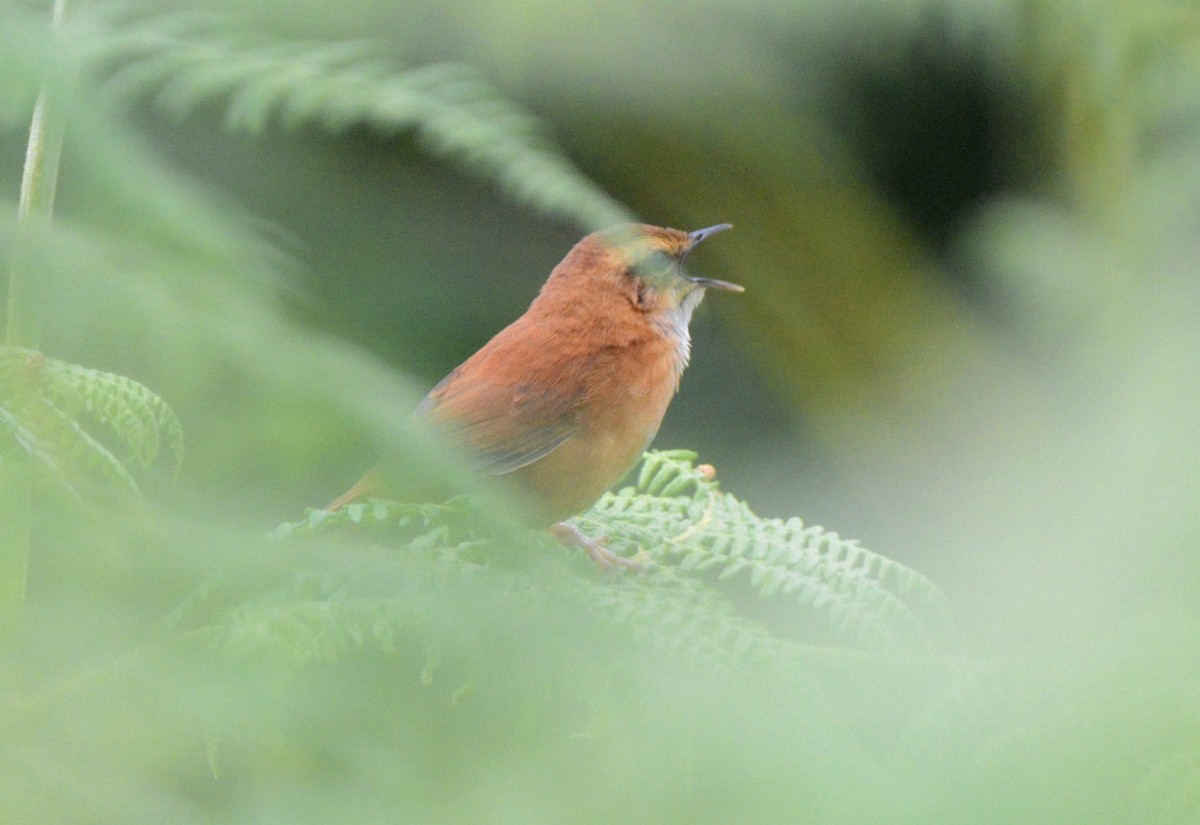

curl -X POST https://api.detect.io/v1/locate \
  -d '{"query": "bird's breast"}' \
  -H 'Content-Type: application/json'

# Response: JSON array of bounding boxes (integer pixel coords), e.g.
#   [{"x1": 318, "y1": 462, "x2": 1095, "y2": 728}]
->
[{"x1": 506, "y1": 325, "x2": 684, "y2": 525}]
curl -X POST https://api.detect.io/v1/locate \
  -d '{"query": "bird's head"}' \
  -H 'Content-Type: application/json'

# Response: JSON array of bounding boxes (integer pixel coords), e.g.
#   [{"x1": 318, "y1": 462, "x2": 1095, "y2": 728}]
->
[
  {"x1": 540, "y1": 222, "x2": 740, "y2": 320},
  {"x1": 533, "y1": 222, "x2": 741, "y2": 345},
  {"x1": 610, "y1": 223, "x2": 742, "y2": 315}
]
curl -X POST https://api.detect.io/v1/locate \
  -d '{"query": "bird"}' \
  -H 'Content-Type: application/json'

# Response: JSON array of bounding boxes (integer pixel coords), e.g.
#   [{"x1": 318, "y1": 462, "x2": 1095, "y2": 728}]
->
[{"x1": 329, "y1": 222, "x2": 742, "y2": 569}]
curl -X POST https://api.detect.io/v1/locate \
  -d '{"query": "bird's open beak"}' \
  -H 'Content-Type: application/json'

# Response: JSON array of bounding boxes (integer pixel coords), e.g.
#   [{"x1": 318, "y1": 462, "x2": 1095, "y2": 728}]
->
[
  {"x1": 688, "y1": 223, "x2": 733, "y2": 246},
  {"x1": 688, "y1": 275, "x2": 744, "y2": 292},
  {"x1": 684, "y1": 223, "x2": 743, "y2": 291}
]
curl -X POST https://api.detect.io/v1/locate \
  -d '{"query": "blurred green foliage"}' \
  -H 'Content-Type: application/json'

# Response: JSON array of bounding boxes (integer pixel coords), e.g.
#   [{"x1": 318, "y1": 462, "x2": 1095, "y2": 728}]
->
[{"x1": 3, "y1": 0, "x2": 1200, "y2": 822}]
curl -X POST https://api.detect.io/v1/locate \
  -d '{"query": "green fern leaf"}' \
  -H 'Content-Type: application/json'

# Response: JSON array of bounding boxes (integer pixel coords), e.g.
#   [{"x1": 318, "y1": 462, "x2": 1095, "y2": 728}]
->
[
  {"x1": 260, "y1": 510, "x2": 805, "y2": 674},
  {"x1": 96, "y1": 13, "x2": 633, "y2": 230},
  {"x1": 212, "y1": 591, "x2": 386, "y2": 669},
  {"x1": 586, "y1": 570, "x2": 800, "y2": 670},
  {"x1": 277, "y1": 451, "x2": 948, "y2": 662},
  {"x1": 0, "y1": 403, "x2": 78, "y2": 497},
  {"x1": 0, "y1": 346, "x2": 184, "y2": 495},
  {"x1": 37, "y1": 355, "x2": 184, "y2": 473},
  {"x1": 34, "y1": 394, "x2": 142, "y2": 498},
  {"x1": 578, "y1": 451, "x2": 949, "y2": 645}
]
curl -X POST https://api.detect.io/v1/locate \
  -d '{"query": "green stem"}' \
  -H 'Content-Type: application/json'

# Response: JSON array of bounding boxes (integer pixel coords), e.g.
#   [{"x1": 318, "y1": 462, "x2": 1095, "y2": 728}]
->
[
  {"x1": 6, "y1": 0, "x2": 68, "y2": 349},
  {"x1": 2, "y1": 0, "x2": 69, "y2": 630}
]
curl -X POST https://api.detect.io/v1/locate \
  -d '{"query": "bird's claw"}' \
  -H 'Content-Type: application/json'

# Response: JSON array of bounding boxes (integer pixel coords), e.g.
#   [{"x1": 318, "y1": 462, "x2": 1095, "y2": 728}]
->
[{"x1": 548, "y1": 523, "x2": 641, "y2": 572}]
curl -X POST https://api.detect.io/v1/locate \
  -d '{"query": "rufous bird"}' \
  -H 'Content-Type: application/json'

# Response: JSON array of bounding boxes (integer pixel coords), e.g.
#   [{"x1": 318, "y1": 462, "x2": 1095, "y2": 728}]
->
[{"x1": 329, "y1": 222, "x2": 742, "y2": 569}]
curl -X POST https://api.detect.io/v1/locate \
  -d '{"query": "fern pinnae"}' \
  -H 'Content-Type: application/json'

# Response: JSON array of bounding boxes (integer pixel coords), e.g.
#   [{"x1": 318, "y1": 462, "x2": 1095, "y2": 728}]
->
[
  {"x1": 637, "y1": 449, "x2": 703, "y2": 496},
  {"x1": 589, "y1": 571, "x2": 797, "y2": 670},
  {"x1": 153, "y1": 399, "x2": 185, "y2": 480},
  {"x1": 97, "y1": 14, "x2": 633, "y2": 229},
  {"x1": 34, "y1": 393, "x2": 142, "y2": 498},
  {"x1": 0, "y1": 404, "x2": 40, "y2": 458},
  {"x1": 223, "y1": 42, "x2": 379, "y2": 133},
  {"x1": 0, "y1": 346, "x2": 183, "y2": 493},
  {"x1": 43, "y1": 351, "x2": 182, "y2": 475},
  {"x1": 41, "y1": 361, "x2": 161, "y2": 466},
  {"x1": 581, "y1": 451, "x2": 948, "y2": 644},
  {"x1": 279, "y1": 452, "x2": 947, "y2": 660},
  {"x1": 0, "y1": 404, "x2": 79, "y2": 499}
]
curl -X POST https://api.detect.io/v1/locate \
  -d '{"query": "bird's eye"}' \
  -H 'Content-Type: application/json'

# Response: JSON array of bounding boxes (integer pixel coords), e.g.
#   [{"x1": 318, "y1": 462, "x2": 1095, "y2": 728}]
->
[{"x1": 635, "y1": 282, "x2": 651, "y2": 308}]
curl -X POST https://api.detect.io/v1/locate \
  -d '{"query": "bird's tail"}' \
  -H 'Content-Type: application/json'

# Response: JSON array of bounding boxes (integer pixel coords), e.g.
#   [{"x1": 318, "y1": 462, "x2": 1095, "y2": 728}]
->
[{"x1": 325, "y1": 469, "x2": 380, "y2": 511}]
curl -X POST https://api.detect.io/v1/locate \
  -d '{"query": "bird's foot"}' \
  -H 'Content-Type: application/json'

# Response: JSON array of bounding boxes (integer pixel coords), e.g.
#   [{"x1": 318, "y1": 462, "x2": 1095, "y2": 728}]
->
[{"x1": 548, "y1": 522, "x2": 641, "y2": 572}]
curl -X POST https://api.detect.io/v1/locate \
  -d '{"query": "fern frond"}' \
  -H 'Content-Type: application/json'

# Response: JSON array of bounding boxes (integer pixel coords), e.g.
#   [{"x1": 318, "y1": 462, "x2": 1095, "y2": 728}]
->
[
  {"x1": 586, "y1": 570, "x2": 801, "y2": 669},
  {"x1": 219, "y1": 595, "x2": 428, "y2": 666},
  {"x1": 0, "y1": 346, "x2": 184, "y2": 496},
  {"x1": 0, "y1": 403, "x2": 76, "y2": 496},
  {"x1": 636, "y1": 449, "x2": 714, "y2": 497},
  {"x1": 34, "y1": 354, "x2": 184, "y2": 474},
  {"x1": 33, "y1": 393, "x2": 142, "y2": 498},
  {"x1": 272, "y1": 496, "x2": 497, "y2": 567},
  {"x1": 579, "y1": 450, "x2": 949, "y2": 645},
  {"x1": 279, "y1": 451, "x2": 947, "y2": 662},
  {"x1": 95, "y1": 13, "x2": 633, "y2": 230},
  {"x1": 263, "y1": 498, "x2": 803, "y2": 674}
]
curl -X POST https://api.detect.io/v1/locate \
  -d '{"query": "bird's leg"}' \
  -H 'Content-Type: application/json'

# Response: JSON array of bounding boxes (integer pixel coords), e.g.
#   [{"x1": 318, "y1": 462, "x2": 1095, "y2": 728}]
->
[{"x1": 548, "y1": 522, "x2": 641, "y2": 572}]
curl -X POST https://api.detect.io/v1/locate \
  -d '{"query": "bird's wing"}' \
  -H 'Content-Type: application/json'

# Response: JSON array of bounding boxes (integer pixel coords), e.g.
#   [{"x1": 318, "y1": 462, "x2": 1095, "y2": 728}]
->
[{"x1": 414, "y1": 330, "x2": 584, "y2": 477}]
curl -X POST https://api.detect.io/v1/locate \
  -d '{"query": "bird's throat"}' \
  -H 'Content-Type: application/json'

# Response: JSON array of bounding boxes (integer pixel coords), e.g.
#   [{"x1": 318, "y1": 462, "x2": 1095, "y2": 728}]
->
[{"x1": 653, "y1": 288, "x2": 705, "y2": 381}]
